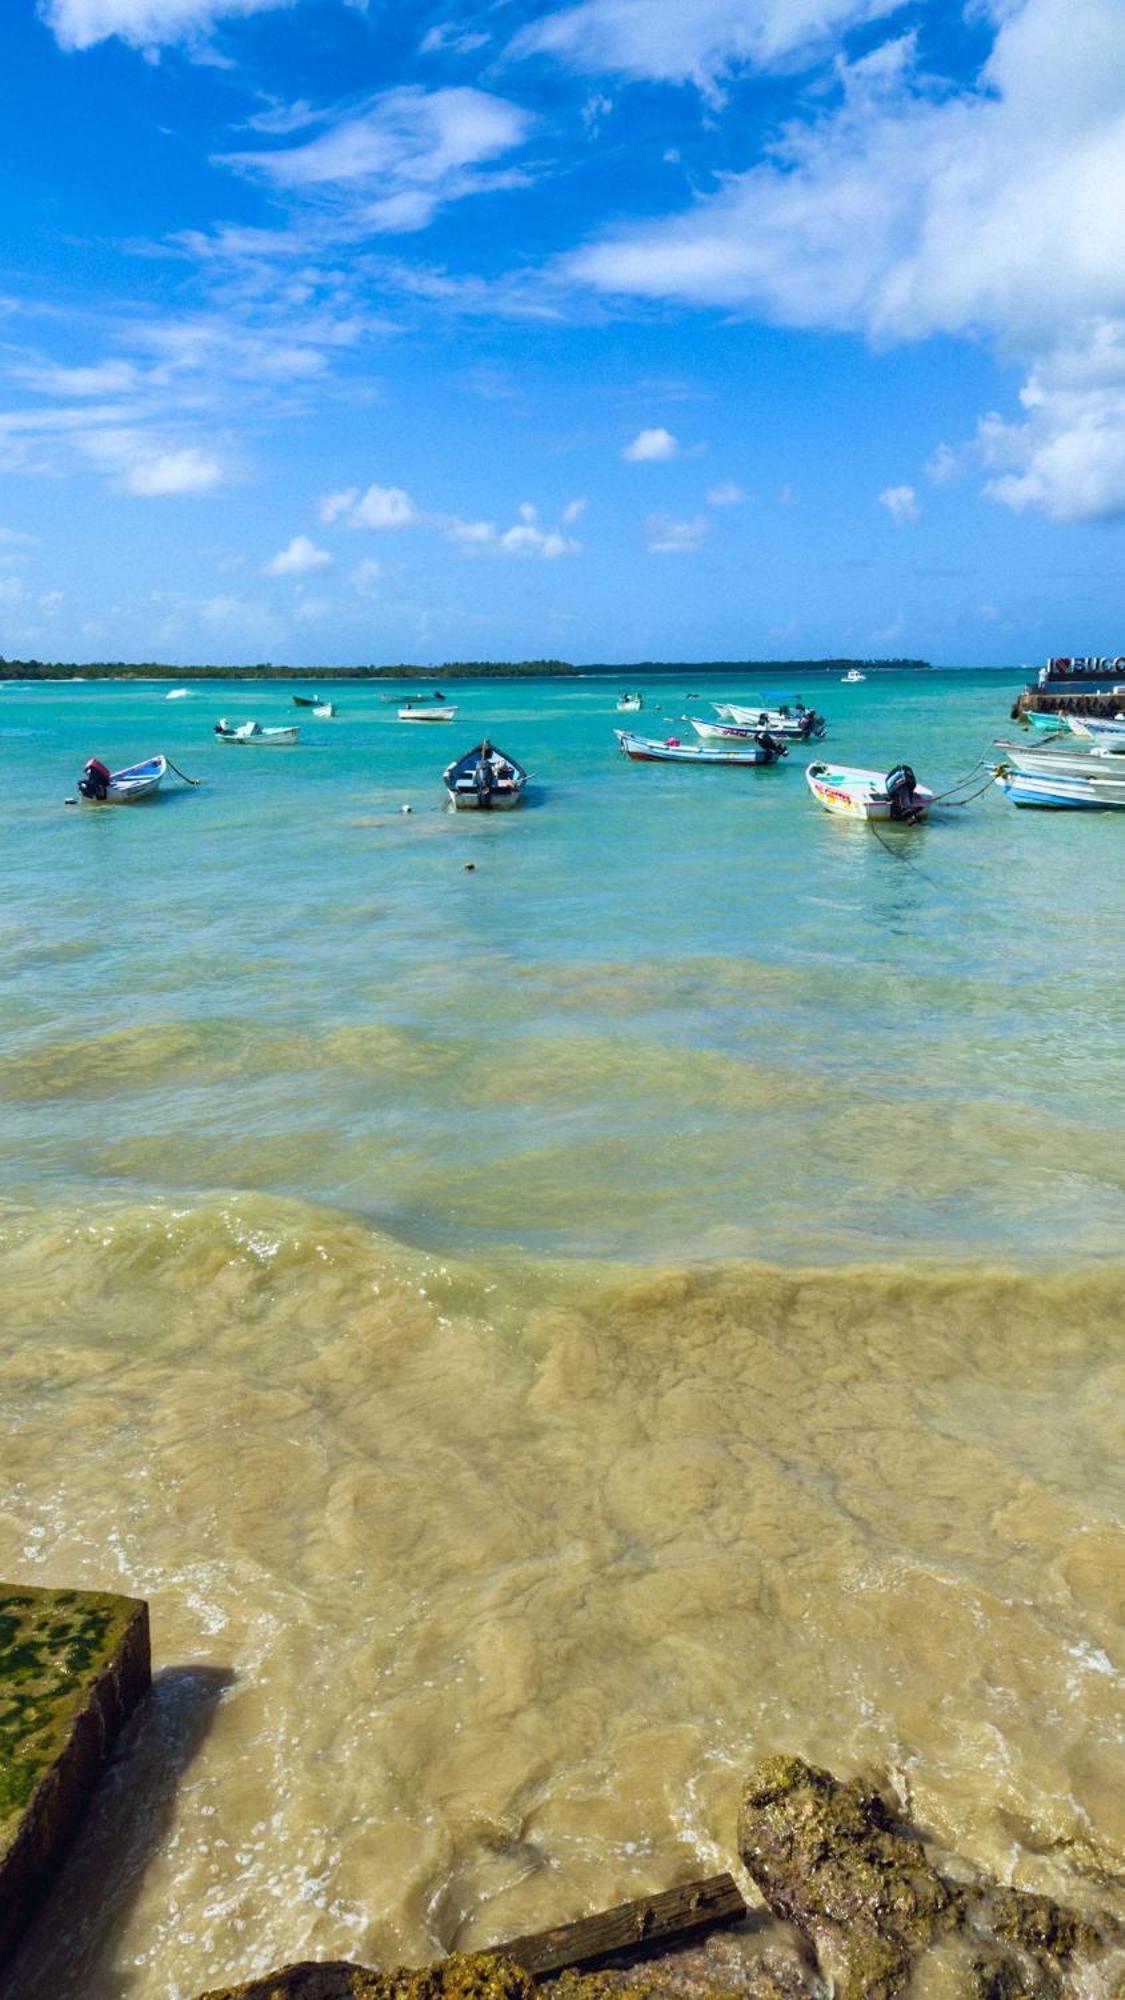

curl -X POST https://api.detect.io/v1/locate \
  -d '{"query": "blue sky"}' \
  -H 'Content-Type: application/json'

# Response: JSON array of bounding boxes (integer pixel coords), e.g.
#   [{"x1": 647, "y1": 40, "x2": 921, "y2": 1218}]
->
[{"x1": 2, "y1": 0, "x2": 1124, "y2": 666}]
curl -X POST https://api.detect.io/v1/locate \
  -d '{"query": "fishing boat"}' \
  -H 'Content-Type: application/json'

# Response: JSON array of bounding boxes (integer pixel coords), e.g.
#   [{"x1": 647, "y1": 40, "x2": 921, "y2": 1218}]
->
[
  {"x1": 993, "y1": 764, "x2": 1125, "y2": 809},
  {"x1": 690, "y1": 717, "x2": 788, "y2": 748},
  {"x1": 443, "y1": 740, "x2": 527, "y2": 810},
  {"x1": 841, "y1": 669, "x2": 866, "y2": 684},
  {"x1": 214, "y1": 719, "x2": 299, "y2": 745},
  {"x1": 1025, "y1": 710, "x2": 1076, "y2": 735},
  {"x1": 1067, "y1": 714, "x2": 1125, "y2": 748},
  {"x1": 77, "y1": 754, "x2": 168, "y2": 802},
  {"x1": 399, "y1": 703, "x2": 457, "y2": 722},
  {"x1": 291, "y1": 695, "x2": 336, "y2": 714},
  {"x1": 615, "y1": 729, "x2": 785, "y2": 766},
  {"x1": 715, "y1": 700, "x2": 826, "y2": 739},
  {"x1": 384, "y1": 690, "x2": 445, "y2": 705},
  {"x1": 616, "y1": 692, "x2": 644, "y2": 712},
  {"x1": 805, "y1": 760, "x2": 933, "y2": 821},
  {"x1": 993, "y1": 742, "x2": 1124, "y2": 780}
]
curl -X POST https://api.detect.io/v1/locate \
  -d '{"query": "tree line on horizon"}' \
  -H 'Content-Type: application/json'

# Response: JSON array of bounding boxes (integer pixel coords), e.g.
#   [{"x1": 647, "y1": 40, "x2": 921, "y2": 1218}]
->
[{"x1": 0, "y1": 655, "x2": 932, "y2": 680}]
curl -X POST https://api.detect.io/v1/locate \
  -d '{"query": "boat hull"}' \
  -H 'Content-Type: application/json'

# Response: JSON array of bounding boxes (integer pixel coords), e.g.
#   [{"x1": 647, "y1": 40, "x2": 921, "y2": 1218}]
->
[
  {"x1": 616, "y1": 729, "x2": 778, "y2": 765},
  {"x1": 994, "y1": 770, "x2": 1125, "y2": 809},
  {"x1": 805, "y1": 762, "x2": 933, "y2": 820},
  {"x1": 215, "y1": 726, "x2": 299, "y2": 744},
  {"x1": 81, "y1": 755, "x2": 168, "y2": 802},
  {"x1": 443, "y1": 741, "x2": 527, "y2": 808},
  {"x1": 399, "y1": 707, "x2": 458, "y2": 722}
]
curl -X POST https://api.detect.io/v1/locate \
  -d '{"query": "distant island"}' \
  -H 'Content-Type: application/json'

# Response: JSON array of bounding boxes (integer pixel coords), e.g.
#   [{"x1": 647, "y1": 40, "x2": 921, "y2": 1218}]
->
[{"x1": 0, "y1": 656, "x2": 931, "y2": 681}]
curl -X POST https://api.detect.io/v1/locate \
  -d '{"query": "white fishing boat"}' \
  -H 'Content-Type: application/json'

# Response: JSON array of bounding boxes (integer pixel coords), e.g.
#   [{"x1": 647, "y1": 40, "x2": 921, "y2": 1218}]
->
[
  {"x1": 806, "y1": 760, "x2": 933, "y2": 821},
  {"x1": 616, "y1": 692, "x2": 644, "y2": 712},
  {"x1": 993, "y1": 765, "x2": 1125, "y2": 809},
  {"x1": 994, "y1": 742, "x2": 1124, "y2": 780},
  {"x1": 841, "y1": 669, "x2": 866, "y2": 684},
  {"x1": 77, "y1": 754, "x2": 168, "y2": 802},
  {"x1": 715, "y1": 700, "x2": 826, "y2": 739},
  {"x1": 399, "y1": 703, "x2": 458, "y2": 722},
  {"x1": 1067, "y1": 713, "x2": 1125, "y2": 748},
  {"x1": 214, "y1": 718, "x2": 299, "y2": 745},
  {"x1": 616, "y1": 729, "x2": 785, "y2": 766},
  {"x1": 690, "y1": 716, "x2": 788, "y2": 748},
  {"x1": 443, "y1": 740, "x2": 527, "y2": 809}
]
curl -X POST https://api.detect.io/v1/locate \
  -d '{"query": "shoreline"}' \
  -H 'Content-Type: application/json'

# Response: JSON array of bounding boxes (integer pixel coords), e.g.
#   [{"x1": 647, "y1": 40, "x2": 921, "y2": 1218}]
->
[{"x1": 0, "y1": 658, "x2": 933, "y2": 682}]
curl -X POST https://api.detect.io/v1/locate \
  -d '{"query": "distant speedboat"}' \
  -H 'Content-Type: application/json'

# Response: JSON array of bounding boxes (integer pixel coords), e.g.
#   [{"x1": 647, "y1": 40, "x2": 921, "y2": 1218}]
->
[
  {"x1": 166, "y1": 688, "x2": 190, "y2": 700},
  {"x1": 214, "y1": 718, "x2": 299, "y2": 745},
  {"x1": 616, "y1": 692, "x2": 644, "y2": 712},
  {"x1": 399, "y1": 703, "x2": 457, "y2": 722},
  {"x1": 806, "y1": 760, "x2": 932, "y2": 821},
  {"x1": 444, "y1": 740, "x2": 527, "y2": 810},
  {"x1": 616, "y1": 729, "x2": 785, "y2": 766},
  {"x1": 77, "y1": 754, "x2": 168, "y2": 802},
  {"x1": 841, "y1": 669, "x2": 866, "y2": 684}
]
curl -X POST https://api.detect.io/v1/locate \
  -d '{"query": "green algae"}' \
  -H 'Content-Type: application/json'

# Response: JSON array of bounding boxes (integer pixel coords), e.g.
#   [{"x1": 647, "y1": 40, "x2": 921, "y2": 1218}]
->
[{"x1": 0, "y1": 1587, "x2": 142, "y2": 1836}]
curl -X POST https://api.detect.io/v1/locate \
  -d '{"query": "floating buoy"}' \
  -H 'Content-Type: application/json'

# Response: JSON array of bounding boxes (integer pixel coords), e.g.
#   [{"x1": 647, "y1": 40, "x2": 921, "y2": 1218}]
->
[{"x1": 464, "y1": 861, "x2": 475, "y2": 871}]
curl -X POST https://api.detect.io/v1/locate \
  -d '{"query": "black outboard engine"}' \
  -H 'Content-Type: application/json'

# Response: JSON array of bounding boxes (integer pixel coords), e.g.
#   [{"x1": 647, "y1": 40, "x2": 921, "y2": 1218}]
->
[
  {"x1": 755, "y1": 730, "x2": 787, "y2": 759},
  {"x1": 884, "y1": 764, "x2": 918, "y2": 820},
  {"x1": 78, "y1": 758, "x2": 111, "y2": 801}
]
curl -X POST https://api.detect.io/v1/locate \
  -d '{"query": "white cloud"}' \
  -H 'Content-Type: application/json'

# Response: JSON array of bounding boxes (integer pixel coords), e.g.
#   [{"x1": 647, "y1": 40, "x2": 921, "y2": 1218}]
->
[
  {"x1": 219, "y1": 86, "x2": 532, "y2": 236},
  {"x1": 41, "y1": 0, "x2": 289, "y2": 52},
  {"x1": 623, "y1": 426, "x2": 680, "y2": 462},
  {"x1": 879, "y1": 483, "x2": 920, "y2": 525},
  {"x1": 562, "y1": 496, "x2": 587, "y2": 523},
  {"x1": 263, "y1": 533, "x2": 333, "y2": 576},
  {"x1": 447, "y1": 502, "x2": 581, "y2": 557},
  {"x1": 707, "y1": 480, "x2": 744, "y2": 505},
  {"x1": 511, "y1": 0, "x2": 900, "y2": 96},
  {"x1": 646, "y1": 512, "x2": 708, "y2": 552},
  {"x1": 320, "y1": 487, "x2": 359, "y2": 525},
  {"x1": 350, "y1": 557, "x2": 382, "y2": 597},
  {"x1": 77, "y1": 430, "x2": 226, "y2": 495},
  {"x1": 566, "y1": 0, "x2": 1125, "y2": 521},
  {"x1": 924, "y1": 442, "x2": 958, "y2": 486},
  {"x1": 977, "y1": 360, "x2": 1125, "y2": 522},
  {"x1": 347, "y1": 483, "x2": 419, "y2": 529}
]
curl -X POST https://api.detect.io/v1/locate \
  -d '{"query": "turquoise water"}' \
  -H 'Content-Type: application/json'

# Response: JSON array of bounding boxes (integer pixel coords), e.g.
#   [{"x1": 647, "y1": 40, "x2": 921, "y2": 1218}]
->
[
  {"x1": 3, "y1": 670, "x2": 1124, "y2": 1999},
  {"x1": 2, "y1": 668, "x2": 1123, "y2": 1262}
]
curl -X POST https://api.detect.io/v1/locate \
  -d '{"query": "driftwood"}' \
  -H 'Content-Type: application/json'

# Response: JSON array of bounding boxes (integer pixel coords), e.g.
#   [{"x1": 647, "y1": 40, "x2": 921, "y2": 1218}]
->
[{"x1": 494, "y1": 1874, "x2": 747, "y2": 1980}]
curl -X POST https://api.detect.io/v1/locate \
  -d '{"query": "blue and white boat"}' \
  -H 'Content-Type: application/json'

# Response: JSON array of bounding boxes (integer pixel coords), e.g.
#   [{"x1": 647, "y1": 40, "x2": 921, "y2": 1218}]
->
[
  {"x1": 1068, "y1": 714, "x2": 1125, "y2": 749},
  {"x1": 616, "y1": 728, "x2": 785, "y2": 766},
  {"x1": 993, "y1": 761, "x2": 1125, "y2": 809},
  {"x1": 77, "y1": 754, "x2": 168, "y2": 802}
]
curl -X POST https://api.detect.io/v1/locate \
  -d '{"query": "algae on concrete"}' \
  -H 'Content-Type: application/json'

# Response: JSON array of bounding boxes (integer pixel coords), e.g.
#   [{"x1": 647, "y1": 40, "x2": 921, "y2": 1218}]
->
[{"x1": 0, "y1": 1583, "x2": 150, "y2": 1963}]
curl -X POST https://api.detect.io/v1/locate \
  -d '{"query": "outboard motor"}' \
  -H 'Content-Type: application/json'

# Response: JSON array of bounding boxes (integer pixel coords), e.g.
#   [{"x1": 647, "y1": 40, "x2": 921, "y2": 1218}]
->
[
  {"x1": 884, "y1": 764, "x2": 918, "y2": 820},
  {"x1": 755, "y1": 730, "x2": 787, "y2": 759},
  {"x1": 78, "y1": 757, "x2": 111, "y2": 801}
]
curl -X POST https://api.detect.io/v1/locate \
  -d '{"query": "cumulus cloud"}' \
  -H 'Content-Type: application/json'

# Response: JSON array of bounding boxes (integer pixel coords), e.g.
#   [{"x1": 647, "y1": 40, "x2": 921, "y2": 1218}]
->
[
  {"x1": 325, "y1": 482, "x2": 419, "y2": 529},
  {"x1": 707, "y1": 480, "x2": 744, "y2": 505},
  {"x1": 76, "y1": 430, "x2": 226, "y2": 495},
  {"x1": 510, "y1": 0, "x2": 900, "y2": 96},
  {"x1": 978, "y1": 356, "x2": 1125, "y2": 522},
  {"x1": 879, "y1": 484, "x2": 920, "y2": 525},
  {"x1": 646, "y1": 512, "x2": 708, "y2": 552},
  {"x1": 622, "y1": 426, "x2": 680, "y2": 461},
  {"x1": 262, "y1": 533, "x2": 332, "y2": 576},
  {"x1": 40, "y1": 0, "x2": 288, "y2": 51},
  {"x1": 350, "y1": 557, "x2": 382, "y2": 596},
  {"x1": 448, "y1": 501, "x2": 581, "y2": 557},
  {"x1": 567, "y1": 0, "x2": 1125, "y2": 521},
  {"x1": 219, "y1": 86, "x2": 532, "y2": 235},
  {"x1": 925, "y1": 442, "x2": 959, "y2": 486}
]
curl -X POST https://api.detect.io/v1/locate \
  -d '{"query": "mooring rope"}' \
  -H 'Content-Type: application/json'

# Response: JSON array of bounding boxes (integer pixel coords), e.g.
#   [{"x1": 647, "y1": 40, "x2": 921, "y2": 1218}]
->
[{"x1": 165, "y1": 758, "x2": 202, "y2": 786}]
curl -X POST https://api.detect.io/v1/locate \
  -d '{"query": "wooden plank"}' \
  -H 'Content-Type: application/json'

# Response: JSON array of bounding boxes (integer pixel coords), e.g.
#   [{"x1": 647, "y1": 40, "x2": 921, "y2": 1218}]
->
[{"x1": 494, "y1": 1872, "x2": 747, "y2": 1979}]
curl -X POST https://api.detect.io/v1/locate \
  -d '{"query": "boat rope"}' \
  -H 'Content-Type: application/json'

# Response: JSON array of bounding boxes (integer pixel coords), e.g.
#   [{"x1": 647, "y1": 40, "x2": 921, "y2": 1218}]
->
[
  {"x1": 166, "y1": 758, "x2": 202, "y2": 786},
  {"x1": 934, "y1": 769, "x2": 1001, "y2": 808}
]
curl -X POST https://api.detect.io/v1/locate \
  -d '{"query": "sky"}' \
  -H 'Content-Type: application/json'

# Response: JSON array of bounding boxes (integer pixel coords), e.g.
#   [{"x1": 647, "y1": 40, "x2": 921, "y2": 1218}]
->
[{"x1": 1, "y1": 0, "x2": 1125, "y2": 666}]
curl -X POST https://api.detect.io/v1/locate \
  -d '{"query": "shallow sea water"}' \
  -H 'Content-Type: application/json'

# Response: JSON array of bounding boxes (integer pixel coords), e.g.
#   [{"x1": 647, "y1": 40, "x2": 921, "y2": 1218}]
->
[{"x1": 0, "y1": 672, "x2": 1122, "y2": 1997}]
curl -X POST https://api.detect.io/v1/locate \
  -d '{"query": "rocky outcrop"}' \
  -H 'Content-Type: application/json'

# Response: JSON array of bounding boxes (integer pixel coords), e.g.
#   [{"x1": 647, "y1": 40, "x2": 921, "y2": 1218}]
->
[
  {"x1": 0, "y1": 1583, "x2": 150, "y2": 1963},
  {"x1": 737, "y1": 1757, "x2": 1116, "y2": 2000},
  {"x1": 197, "y1": 1950, "x2": 539, "y2": 2000}
]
